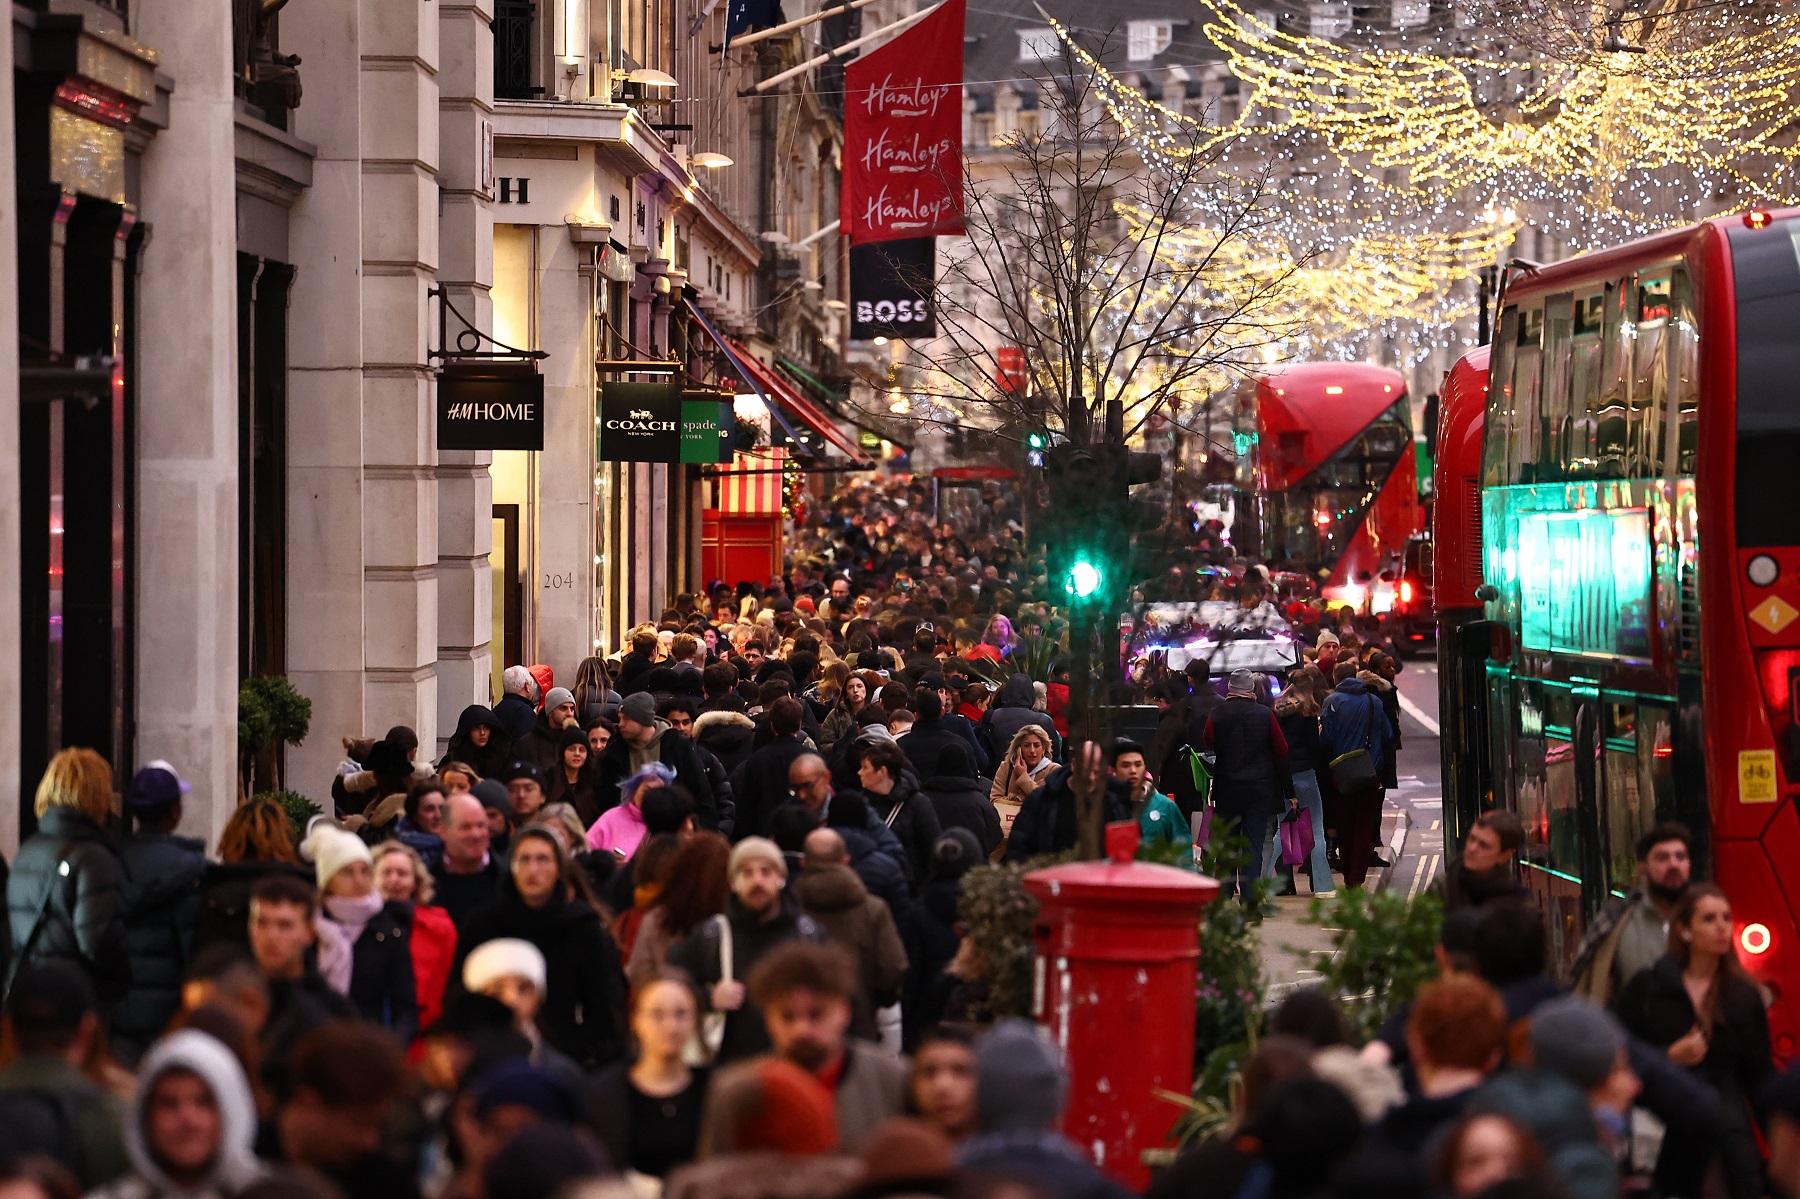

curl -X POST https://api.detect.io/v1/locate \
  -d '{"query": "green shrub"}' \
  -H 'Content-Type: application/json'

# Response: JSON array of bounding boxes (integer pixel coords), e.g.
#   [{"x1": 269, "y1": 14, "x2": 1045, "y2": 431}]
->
[
  {"x1": 259, "y1": 790, "x2": 322, "y2": 845},
  {"x1": 1297, "y1": 887, "x2": 1444, "y2": 1042}
]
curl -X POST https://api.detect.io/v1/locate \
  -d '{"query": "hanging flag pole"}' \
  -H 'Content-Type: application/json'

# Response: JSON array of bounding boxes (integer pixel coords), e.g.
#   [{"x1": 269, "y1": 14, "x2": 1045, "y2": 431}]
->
[
  {"x1": 711, "y1": 0, "x2": 886, "y2": 52},
  {"x1": 745, "y1": 2, "x2": 941, "y2": 93}
]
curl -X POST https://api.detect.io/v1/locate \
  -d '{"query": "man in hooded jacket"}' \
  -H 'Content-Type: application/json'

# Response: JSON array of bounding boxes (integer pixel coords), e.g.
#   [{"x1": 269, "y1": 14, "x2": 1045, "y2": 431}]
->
[
  {"x1": 91, "y1": 1029, "x2": 265, "y2": 1199},
  {"x1": 976, "y1": 674, "x2": 1059, "y2": 766},
  {"x1": 597, "y1": 692, "x2": 719, "y2": 830}
]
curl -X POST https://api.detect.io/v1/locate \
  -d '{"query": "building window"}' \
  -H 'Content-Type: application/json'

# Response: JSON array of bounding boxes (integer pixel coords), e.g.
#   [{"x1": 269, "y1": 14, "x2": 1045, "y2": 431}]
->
[
  {"x1": 494, "y1": 0, "x2": 538, "y2": 100},
  {"x1": 1126, "y1": 20, "x2": 1173, "y2": 62},
  {"x1": 1017, "y1": 27, "x2": 1060, "y2": 61},
  {"x1": 1392, "y1": 0, "x2": 1429, "y2": 28},
  {"x1": 1309, "y1": 1, "x2": 1351, "y2": 37}
]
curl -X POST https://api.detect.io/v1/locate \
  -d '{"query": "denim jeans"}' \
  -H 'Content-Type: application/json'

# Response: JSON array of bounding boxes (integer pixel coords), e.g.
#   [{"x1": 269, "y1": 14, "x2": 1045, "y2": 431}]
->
[
  {"x1": 1219, "y1": 801, "x2": 1270, "y2": 898},
  {"x1": 1293, "y1": 769, "x2": 1334, "y2": 894}
]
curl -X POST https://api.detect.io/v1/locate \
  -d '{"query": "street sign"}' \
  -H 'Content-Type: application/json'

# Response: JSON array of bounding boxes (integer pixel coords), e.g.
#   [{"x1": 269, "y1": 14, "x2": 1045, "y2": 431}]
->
[
  {"x1": 438, "y1": 361, "x2": 544, "y2": 451},
  {"x1": 598, "y1": 380, "x2": 683, "y2": 462},
  {"x1": 680, "y1": 399, "x2": 734, "y2": 464}
]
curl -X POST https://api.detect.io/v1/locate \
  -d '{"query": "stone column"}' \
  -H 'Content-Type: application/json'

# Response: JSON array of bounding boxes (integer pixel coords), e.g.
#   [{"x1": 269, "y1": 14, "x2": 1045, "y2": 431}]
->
[
  {"x1": 286, "y1": 0, "x2": 367, "y2": 797},
  {"x1": 436, "y1": 0, "x2": 496, "y2": 742},
  {"x1": 537, "y1": 227, "x2": 598, "y2": 674},
  {"x1": 132, "y1": 0, "x2": 241, "y2": 841},
  {"x1": 361, "y1": 0, "x2": 441, "y2": 745},
  {"x1": 0, "y1": 2, "x2": 19, "y2": 851}
]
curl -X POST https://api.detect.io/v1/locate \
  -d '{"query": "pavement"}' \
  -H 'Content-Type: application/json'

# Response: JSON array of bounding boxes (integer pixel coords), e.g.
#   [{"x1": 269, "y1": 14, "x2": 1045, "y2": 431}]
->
[{"x1": 1260, "y1": 660, "x2": 1446, "y2": 996}]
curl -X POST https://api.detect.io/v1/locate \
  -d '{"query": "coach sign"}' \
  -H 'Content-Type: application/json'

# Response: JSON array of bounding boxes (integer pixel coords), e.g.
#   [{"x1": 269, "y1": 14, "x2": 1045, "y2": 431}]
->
[
  {"x1": 438, "y1": 362, "x2": 545, "y2": 450},
  {"x1": 599, "y1": 380, "x2": 683, "y2": 462}
]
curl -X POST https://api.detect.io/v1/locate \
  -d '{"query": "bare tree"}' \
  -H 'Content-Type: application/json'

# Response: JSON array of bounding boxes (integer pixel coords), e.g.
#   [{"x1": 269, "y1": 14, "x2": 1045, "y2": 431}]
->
[{"x1": 860, "y1": 30, "x2": 1309, "y2": 454}]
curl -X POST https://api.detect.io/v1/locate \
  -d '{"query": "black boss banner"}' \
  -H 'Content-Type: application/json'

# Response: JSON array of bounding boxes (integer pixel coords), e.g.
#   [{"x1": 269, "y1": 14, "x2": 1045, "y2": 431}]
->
[
  {"x1": 598, "y1": 380, "x2": 683, "y2": 462},
  {"x1": 438, "y1": 362, "x2": 545, "y2": 451},
  {"x1": 850, "y1": 237, "x2": 936, "y2": 341}
]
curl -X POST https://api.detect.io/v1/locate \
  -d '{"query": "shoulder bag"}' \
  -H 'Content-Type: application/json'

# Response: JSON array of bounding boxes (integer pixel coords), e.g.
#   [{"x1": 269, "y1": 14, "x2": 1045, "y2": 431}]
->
[
  {"x1": 1327, "y1": 697, "x2": 1380, "y2": 795},
  {"x1": 685, "y1": 914, "x2": 733, "y2": 1066}
]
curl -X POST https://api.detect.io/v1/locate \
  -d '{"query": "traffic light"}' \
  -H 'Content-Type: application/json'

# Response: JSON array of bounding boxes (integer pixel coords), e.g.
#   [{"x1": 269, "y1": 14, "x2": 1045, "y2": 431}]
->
[{"x1": 1041, "y1": 442, "x2": 1165, "y2": 606}]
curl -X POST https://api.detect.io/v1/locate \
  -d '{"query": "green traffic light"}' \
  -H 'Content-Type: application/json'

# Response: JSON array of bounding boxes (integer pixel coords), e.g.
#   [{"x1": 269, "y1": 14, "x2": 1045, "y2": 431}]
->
[
  {"x1": 1067, "y1": 558, "x2": 1103, "y2": 599},
  {"x1": 1027, "y1": 431, "x2": 1047, "y2": 450}
]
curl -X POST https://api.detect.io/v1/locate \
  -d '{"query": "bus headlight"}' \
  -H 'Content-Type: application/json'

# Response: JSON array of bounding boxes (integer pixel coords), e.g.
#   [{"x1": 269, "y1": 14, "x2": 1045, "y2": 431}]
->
[
  {"x1": 1748, "y1": 555, "x2": 1780, "y2": 587},
  {"x1": 1742, "y1": 923, "x2": 1773, "y2": 956}
]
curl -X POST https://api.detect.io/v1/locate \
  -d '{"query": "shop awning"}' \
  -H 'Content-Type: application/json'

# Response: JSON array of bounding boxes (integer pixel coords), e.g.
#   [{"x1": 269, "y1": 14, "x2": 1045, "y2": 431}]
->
[
  {"x1": 682, "y1": 298, "x2": 873, "y2": 466},
  {"x1": 725, "y1": 338, "x2": 873, "y2": 466},
  {"x1": 776, "y1": 356, "x2": 914, "y2": 453}
]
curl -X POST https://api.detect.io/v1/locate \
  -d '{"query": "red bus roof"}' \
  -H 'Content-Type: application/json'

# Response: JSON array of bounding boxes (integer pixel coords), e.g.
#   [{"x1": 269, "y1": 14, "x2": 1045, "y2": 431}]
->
[
  {"x1": 1254, "y1": 362, "x2": 1409, "y2": 490},
  {"x1": 1500, "y1": 206, "x2": 1800, "y2": 304}
]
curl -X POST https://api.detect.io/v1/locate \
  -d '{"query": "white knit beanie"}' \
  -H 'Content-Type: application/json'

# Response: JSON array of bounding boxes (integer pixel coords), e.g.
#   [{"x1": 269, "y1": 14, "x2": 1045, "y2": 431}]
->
[
  {"x1": 309, "y1": 825, "x2": 373, "y2": 890},
  {"x1": 463, "y1": 938, "x2": 547, "y2": 994}
]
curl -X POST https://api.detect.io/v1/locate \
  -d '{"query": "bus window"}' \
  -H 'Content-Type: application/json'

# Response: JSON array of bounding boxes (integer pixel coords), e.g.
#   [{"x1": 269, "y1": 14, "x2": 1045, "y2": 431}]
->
[
  {"x1": 1631, "y1": 273, "x2": 1673, "y2": 477},
  {"x1": 1484, "y1": 306, "x2": 1519, "y2": 487},
  {"x1": 1511, "y1": 307, "x2": 1544, "y2": 483},
  {"x1": 1596, "y1": 281, "x2": 1630, "y2": 478},
  {"x1": 1567, "y1": 293, "x2": 1605, "y2": 478},
  {"x1": 1537, "y1": 293, "x2": 1574, "y2": 484},
  {"x1": 1602, "y1": 699, "x2": 1651, "y2": 897},
  {"x1": 1670, "y1": 269, "x2": 1698, "y2": 477}
]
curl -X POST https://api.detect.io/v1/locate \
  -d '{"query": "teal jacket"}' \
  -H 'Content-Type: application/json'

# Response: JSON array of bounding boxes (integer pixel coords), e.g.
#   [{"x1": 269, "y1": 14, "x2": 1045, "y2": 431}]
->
[{"x1": 1137, "y1": 790, "x2": 1195, "y2": 871}]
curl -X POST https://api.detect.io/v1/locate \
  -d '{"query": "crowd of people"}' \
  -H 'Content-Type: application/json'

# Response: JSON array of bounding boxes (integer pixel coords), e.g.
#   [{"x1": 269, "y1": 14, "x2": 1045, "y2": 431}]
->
[{"x1": 4, "y1": 467, "x2": 1794, "y2": 1199}]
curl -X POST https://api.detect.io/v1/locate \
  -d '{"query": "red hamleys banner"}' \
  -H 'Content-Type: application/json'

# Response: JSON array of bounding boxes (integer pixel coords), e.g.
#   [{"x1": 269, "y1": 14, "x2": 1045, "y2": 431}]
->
[{"x1": 841, "y1": 0, "x2": 966, "y2": 245}]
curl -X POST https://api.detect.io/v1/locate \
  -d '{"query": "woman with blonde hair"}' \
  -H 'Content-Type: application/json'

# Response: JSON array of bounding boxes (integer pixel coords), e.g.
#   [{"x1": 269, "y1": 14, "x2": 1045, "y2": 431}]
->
[
  {"x1": 988, "y1": 725, "x2": 1056, "y2": 852},
  {"x1": 5, "y1": 748, "x2": 130, "y2": 1001},
  {"x1": 372, "y1": 840, "x2": 458, "y2": 1032}
]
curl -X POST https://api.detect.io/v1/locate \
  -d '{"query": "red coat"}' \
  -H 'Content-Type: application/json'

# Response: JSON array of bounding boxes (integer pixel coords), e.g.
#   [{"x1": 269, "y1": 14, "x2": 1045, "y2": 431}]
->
[
  {"x1": 1046, "y1": 682, "x2": 1070, "y2": 738},
  {"x1": 409, "y1": 902, "x2": 458, "y2": 1031}
]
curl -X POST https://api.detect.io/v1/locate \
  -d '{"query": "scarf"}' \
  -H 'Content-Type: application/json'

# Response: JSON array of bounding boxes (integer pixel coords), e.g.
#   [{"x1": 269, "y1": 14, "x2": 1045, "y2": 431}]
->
[{"x1": 323, "y1": 890, "x2": 386, "y2": 960}]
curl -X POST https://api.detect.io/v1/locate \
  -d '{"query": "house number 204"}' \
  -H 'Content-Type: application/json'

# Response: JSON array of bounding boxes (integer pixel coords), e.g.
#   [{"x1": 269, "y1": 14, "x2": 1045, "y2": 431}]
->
[{"x1": 543, "y1": 572, "x2": 574, "y2": 590}]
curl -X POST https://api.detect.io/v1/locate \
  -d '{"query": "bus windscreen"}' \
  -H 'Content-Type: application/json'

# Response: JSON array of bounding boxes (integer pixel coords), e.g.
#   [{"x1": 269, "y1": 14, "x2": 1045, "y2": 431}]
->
[
  {"x1": 1730, "y1": 220, "x2": 1800, "y2": 546},
  {"x1": 1513, "y1": 507, "x2": 1654, "y2": 661}
]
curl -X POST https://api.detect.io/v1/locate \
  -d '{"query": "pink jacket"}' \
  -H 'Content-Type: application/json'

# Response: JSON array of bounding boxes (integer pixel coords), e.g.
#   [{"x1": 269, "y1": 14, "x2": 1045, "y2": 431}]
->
[{"x1": 587, "y1": 800, "x2": 647, "y2": 857}]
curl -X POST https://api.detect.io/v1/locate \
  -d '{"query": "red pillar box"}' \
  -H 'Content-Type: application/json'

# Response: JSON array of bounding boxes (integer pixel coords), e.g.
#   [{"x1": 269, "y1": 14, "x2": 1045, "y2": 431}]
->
[{"x1": 1022, "y1": 823, "x2": 1219, "y2": 1191}]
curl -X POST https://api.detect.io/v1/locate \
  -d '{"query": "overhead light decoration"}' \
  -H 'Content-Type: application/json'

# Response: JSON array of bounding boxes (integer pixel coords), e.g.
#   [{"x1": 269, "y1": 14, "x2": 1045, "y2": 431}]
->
[
  {"x1": 627, "y1": 68, "x2": 679, "y2": 89},
  {"x1": 691, "y1": 151, "x2": 734, "y2": 169},
  {"x1": 1022, "y1": 0, "x2": 1800, "y2": 371}
]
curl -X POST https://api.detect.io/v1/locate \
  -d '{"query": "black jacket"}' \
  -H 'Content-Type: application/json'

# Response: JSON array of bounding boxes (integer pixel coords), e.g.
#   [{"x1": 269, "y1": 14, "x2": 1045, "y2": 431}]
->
[
  {"x1": 899, "y1": 715, "x2": 987, "y2": 779},
  {"x1": 515, "y1": 712, "x2": 570, "y2": 778},
  {"x1": 112, "y1": 830, "x2": 207, "y2": 1054},
  {"x1": 5, "y1": 807, "x2": 130, "y2": 1003},
  {"x1": 453, "y1": 892, "x2": 627, "y2": 1071},
  {"x1": 1440, "y1": 858, "x2": 1528, "y2": 913},
  {"x1": 1615, "y1": 954, "x2": 1773, "y2": 1103},
  {"x1": 440, "y1": 704, "x2": 513, "y2": 779},
  {"x1": 860, "y1": 770, "x2": 942, "y2": 883},
  {"x1": 903, "y1": 874, "x2": 963, "y2": 1041},
  {"x1": 694, "y1": 711, "x2": 757, "y2": 780},
  {"x1": 596, "y1": 722, "x2": 719, "y2": 830},
  {"x1": 976, "y1": 675, "x2": 1058, "y2": 765},
  {"x1": 919, "y1": 773, "x2": 1002, "y2": 855},
  {"x1": 1004, "y1": 767, "x2": 1133, "y2": 863},
  {"x1": 493, "y1": 693, "x2": 539, "y2": 742},
  {"x1": 729, "y1": 734, "x2": 814, "y2": 841},
  {"x1": 429, "y1": 855, "x2": 503, "y2": 933},
  {"x1": 1203, "y1": 696, "x2": 1293, "y2": 811},
  {"x1": 548, "y1": 765, "x2": 606, "y2": 828},
  {"x1": 668, "y1": 894, "x2": 825, "y2": 1063},
  {"x1": 616, "y1": 651, "x2": 656, "y2": 695},
  {"x1": 1274, "y1": 704, "x2": 1322, "y2": 775},
  {"x1": 332, "y1": 899, "x2": 420, "y2": 1044},
  {"x1": 261, "y1": 973, "x2": 359, "y2": 1096},
  {"x1": 192, "y1": 859, "x2": 316, "y2": 956},
  {"x1": 835, "y1": 824, "x2": 913, "y2": 927}
]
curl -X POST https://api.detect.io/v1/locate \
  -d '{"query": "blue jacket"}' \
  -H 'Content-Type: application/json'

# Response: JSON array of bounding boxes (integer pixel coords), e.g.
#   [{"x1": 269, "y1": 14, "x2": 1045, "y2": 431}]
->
[{"x1": 1319, "y1": 679, "x2": 1391, "y2": 771}]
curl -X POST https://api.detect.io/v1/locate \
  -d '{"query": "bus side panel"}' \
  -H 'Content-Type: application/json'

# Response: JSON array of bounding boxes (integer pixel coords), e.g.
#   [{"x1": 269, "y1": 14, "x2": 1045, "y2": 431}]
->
[
  {"x1": 1327, "y1": 442, "x2": 1423, "y2": 596},
  {"x1": 1714, "y1": 825, "x2": 1800, "y2": 1060}
]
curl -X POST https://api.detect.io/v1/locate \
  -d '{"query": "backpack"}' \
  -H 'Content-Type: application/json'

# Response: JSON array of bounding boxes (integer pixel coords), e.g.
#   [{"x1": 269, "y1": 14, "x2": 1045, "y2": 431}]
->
[{"x1": 0, "y1": 1085, "x2": 98, "y2": 1177}]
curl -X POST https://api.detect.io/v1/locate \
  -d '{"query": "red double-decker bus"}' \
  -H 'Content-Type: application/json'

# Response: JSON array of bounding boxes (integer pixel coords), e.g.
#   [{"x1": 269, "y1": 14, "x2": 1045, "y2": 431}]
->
[
  {"x1": 1437, "y1": 208, "x2": 1800, "y2": 1056},
  {"x1": 1236, "y1": 362, "x2": 1424, "y2": 614}
]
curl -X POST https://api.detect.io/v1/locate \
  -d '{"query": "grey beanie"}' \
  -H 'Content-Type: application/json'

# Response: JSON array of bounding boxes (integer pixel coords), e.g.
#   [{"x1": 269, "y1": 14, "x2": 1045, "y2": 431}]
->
[
  {"x1": 1529, "y1": 996, "x2": 1626, "y2": 1090},
  {"x1": 1227, "y1": 669, "x2": 1257, "y2": 698},
  {"x1": 619, "y1": 692, "x2": 657, "y2": 725},
  {"x1": 544, "y1": 687, "x2": 575, "y2": 712},
  {"x1": 976, "y1": 1019, "x2": 1066, "y2": 1132}
]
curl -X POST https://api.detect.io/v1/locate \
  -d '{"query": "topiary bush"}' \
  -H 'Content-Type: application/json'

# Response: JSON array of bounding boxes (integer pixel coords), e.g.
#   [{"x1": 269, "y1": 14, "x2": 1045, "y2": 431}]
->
[{"x1": 259, "y1": 790, "x2": 322, "y2": 845}]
